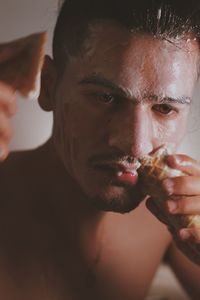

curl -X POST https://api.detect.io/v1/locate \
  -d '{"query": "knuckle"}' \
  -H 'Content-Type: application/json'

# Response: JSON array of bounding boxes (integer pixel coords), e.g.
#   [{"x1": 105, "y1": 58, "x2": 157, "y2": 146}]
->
[
  {"x1": 174, "y1": 176, "x2": 188, "y2": 192},
  {"x1": 178, "y1": 198, "x2": 188, "y2": 213},
  {"x1": 180, "y1": 176, "x2": 188, "y2": 187}
]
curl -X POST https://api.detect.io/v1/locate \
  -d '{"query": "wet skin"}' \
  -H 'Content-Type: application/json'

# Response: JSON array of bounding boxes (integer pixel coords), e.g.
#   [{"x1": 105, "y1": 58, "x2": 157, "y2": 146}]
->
[
  {"x1": 1, "y1": 20, "x2": 200, "y2": 299},
  {"x1": 49, "y1": 21, "x2": 199, "y2": 213}
]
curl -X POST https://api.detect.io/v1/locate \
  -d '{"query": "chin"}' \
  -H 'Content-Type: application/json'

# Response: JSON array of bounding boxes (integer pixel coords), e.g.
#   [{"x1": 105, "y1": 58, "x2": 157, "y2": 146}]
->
[{"x1": 89, "y1": 185, "x2": 144, "y2": 214}]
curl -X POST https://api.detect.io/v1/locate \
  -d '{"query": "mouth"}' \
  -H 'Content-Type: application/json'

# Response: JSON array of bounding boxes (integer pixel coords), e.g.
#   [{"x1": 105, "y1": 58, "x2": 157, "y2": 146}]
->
[{"x1": 92, "y1": 160, "x2": 141, "y2": 185}]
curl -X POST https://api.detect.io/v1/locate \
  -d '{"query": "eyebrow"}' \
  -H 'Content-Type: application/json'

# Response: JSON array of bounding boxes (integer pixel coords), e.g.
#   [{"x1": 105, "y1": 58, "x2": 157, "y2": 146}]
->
[{"x1": 79, "y1": 74, "x2": 191, "y2": 104}]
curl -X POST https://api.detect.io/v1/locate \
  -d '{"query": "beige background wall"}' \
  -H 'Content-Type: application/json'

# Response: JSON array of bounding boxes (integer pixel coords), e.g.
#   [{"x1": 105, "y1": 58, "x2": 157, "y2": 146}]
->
[
  {"x1": 0, "y1": 0, "x2": 56, "y2": 150},
  {"x1": 0, "y1": 0, "x2": 200, "y2": 160}
]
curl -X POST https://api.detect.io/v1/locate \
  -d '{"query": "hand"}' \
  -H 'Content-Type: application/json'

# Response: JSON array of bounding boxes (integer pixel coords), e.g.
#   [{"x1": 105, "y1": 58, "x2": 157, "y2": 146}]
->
[
  {"x1": 0, "y1": 81, "x2": 16, "y2": 161},
  {"x1": 146, "y1": 154, "x2": 200, "y2": 264}
]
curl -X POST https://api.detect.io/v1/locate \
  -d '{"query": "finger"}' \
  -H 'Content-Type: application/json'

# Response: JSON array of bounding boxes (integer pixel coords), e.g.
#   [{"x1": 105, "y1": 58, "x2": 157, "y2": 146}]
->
[
  {"x1": 0, "y1": 82, "x2": 16, "y2": 116},
  {"x1": 0, "y1": 143, "x2": 9, "y2": 162},
  {"x1": 0, "y1": 100, "x2": 17, "y2": 117},
  {"x1": 179, "y1": 228, "x2": 200, "y2": 244},
  {"x1": 6, "y1": 98, "x2": 16, "y2": 116},
  {"x1": 166, "y1": 196, "x2": 200, "y2": 214},
  {"x1": 0, "y1": 81, "x2": 16, "y2": 103},
  {"x1": 162, "y1": 176, "x2": 200, "y2": 196},
  {"x1": 166, "y1": 154, "x2": 200, "y2": 176},
  {"x1": 0, "y1": 112, "x2": 12, "y2": 142}
]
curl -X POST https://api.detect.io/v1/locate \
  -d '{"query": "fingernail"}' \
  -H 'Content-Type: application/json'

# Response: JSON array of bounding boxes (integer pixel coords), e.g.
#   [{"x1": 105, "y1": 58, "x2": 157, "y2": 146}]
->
[
  {"x1": 166, "y1": 200, "x2": 178, "y2": 213},
  {"x1": 179, "y1": 229, "x2": 191, "y2": 240},
  {"x1": 162, "y1": 179, "x2": 174, "y2": 195}
]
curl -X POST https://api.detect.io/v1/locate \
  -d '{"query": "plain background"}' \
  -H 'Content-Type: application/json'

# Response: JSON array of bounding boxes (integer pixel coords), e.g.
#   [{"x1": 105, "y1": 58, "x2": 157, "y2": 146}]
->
[{"x1": 0, "y1": 0, "x2": 200, "y2": 161}]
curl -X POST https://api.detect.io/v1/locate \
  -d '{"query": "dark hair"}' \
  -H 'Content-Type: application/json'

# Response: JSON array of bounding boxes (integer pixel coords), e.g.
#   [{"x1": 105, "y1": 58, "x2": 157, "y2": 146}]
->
[{"x1": 53, "y1": 0, "x2": 200, "y2": 74}]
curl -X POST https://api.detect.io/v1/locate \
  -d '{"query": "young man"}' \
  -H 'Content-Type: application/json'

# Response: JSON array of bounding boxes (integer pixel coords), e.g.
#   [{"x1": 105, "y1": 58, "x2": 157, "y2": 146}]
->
[{"x1": 0, "y1": 0, "x2": 200, "y2": 299}]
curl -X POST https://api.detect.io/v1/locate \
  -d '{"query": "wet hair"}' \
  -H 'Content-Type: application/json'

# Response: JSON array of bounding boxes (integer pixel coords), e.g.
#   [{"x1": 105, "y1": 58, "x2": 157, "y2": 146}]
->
[{"x1": 53, "y1": 0, "x2": 200, "y2": 74}]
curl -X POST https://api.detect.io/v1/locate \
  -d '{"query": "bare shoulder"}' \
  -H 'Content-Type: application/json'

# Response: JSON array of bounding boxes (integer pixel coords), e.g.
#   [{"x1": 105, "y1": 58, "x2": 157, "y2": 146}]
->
[
  {"x1": 0, "y1": 143, "x2": 58, "y2": 270},
  {"x1": 0, "y1": 143, "x2": 51, "y2": 196},
  {"x1": 0, "y1": 149, "x2": 36, "y2": 179},
  {"x1": 0, "y1": 144, "x2": 53, "y2": 232}
]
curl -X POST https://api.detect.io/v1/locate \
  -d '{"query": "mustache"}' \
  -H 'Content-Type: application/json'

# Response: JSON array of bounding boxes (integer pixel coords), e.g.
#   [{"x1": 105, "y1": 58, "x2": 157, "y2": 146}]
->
[{"x1": 89, "y1": 151, "x2": 140, "y2": 169}]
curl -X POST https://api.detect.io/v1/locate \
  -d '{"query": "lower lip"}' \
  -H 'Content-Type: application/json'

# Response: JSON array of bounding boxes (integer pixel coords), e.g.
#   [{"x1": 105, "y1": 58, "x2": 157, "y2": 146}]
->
[
  {"x1": 94, "y1": 166, "x2": 138, "y2": 185},
  {"x1": 116, "y1": 172, "x2": 138, "y2": 185}
]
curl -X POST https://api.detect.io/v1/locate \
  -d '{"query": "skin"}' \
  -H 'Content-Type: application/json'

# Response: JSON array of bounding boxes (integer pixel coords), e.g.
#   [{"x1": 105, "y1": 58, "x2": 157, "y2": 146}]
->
[
  {"x1": 50, "y1": 22, "x2": 198, "y2": 214},
  {"x1": 1, "y1": 21, "x2": 200, "y2": 299},
  {"x1": 0, "y1": 81, "x2": 16, "y2": 160},
  {"x1": 157, "y1": 155, "x2": 200, "y2": 243}
]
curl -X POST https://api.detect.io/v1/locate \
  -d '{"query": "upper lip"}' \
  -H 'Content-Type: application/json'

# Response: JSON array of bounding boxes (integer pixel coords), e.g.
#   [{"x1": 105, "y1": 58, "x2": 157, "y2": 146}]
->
[{"x1": 92, "y1": 160, "x2": 141, "y2": 174}]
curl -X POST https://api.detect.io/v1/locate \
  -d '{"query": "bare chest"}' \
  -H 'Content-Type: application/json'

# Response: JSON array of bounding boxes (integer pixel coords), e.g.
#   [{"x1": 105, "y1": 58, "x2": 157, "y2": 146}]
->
[
  {"x1": 1, "y1": 175, "x2": 172, "y2": 300},
  {"x1": 64, "y1": 203, "x2": 172, "y2": 300}
]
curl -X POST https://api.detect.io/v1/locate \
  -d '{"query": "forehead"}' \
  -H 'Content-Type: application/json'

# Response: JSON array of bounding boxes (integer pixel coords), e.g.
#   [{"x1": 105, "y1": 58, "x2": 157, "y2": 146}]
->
[{"x1": 65, "y1": 21, "x2": 200, "y2": 98}]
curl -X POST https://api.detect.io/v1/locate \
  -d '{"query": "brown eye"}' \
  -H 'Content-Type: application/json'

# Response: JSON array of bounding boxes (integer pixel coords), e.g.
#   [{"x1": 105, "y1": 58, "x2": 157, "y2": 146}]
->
[
  {"x1": 99, "y1": 93, "x2": 115, "y2": 104},
  {"x1": 153, "y1": 104, "x2": 176, "y2": 115}
]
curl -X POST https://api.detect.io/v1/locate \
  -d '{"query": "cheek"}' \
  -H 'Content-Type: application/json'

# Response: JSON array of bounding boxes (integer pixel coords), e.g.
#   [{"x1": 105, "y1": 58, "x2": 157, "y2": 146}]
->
[
  {"x1": 153, "y1": 116, "x2": 188, "y2": 146},
  {"x1": 62, "y1": 105, "x2": 81, "y2": 162},
  {"x1": 61, "y1": 103, "x2": 101, "y2": 164},
  {"x1": 53, "y1": 101, "x2": 80, "y2": 174},
  {"x1": 68, "y1": 102, "x2": 109, "y2": 144},
  {"x1": 154, "y1": 122, "x2": 177, "y2": 143}
]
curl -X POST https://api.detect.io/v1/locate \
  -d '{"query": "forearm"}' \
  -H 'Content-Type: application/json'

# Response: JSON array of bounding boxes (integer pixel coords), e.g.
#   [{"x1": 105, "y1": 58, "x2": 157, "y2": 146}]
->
[{"x1": 168, "y1": 242, "x2": 200, "y2": 299}]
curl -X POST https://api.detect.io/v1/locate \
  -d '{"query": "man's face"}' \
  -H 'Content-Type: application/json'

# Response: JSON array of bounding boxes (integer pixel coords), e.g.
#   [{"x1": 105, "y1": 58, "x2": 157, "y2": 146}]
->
[{"x1": 52, "y1": 21, "x2": 199, "y2": 213}]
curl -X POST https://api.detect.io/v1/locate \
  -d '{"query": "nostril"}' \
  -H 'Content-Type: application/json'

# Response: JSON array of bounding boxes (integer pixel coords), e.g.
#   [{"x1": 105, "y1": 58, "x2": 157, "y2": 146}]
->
[{"x1": 127, "y1": 156, "x2": 134, "y2": 164}]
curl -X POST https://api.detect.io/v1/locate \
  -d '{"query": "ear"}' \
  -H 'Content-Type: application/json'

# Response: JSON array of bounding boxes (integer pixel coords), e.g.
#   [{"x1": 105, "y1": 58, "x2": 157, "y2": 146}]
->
[{"x1": 38, "y1": 55, "x2": 57, "y2": 111}]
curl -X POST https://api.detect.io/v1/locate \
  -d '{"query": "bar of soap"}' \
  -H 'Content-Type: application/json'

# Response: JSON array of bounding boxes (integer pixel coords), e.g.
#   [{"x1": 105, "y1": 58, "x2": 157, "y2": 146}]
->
[{"x1": 0, "y1": 32, "x2": 47, "y2": 98}]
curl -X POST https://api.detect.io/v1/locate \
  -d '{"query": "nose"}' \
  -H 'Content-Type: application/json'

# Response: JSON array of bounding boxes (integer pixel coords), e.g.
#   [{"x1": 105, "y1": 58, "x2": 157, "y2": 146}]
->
[{"x1": 108, "y1": 103, "x2": 153, "y2": 158}]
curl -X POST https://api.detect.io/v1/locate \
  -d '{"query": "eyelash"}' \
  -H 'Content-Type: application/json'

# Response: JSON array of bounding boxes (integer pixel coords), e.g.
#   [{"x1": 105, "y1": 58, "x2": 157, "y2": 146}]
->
[
  {"x1": 87, "y1": 92, "x2": 179, "y2": 115},
  {"x1": 152, "y1": 104, "x2": 179, "y2": 115},
  {"x1": 91, "y1": 92, "x2": 119, "y2": 104}
]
